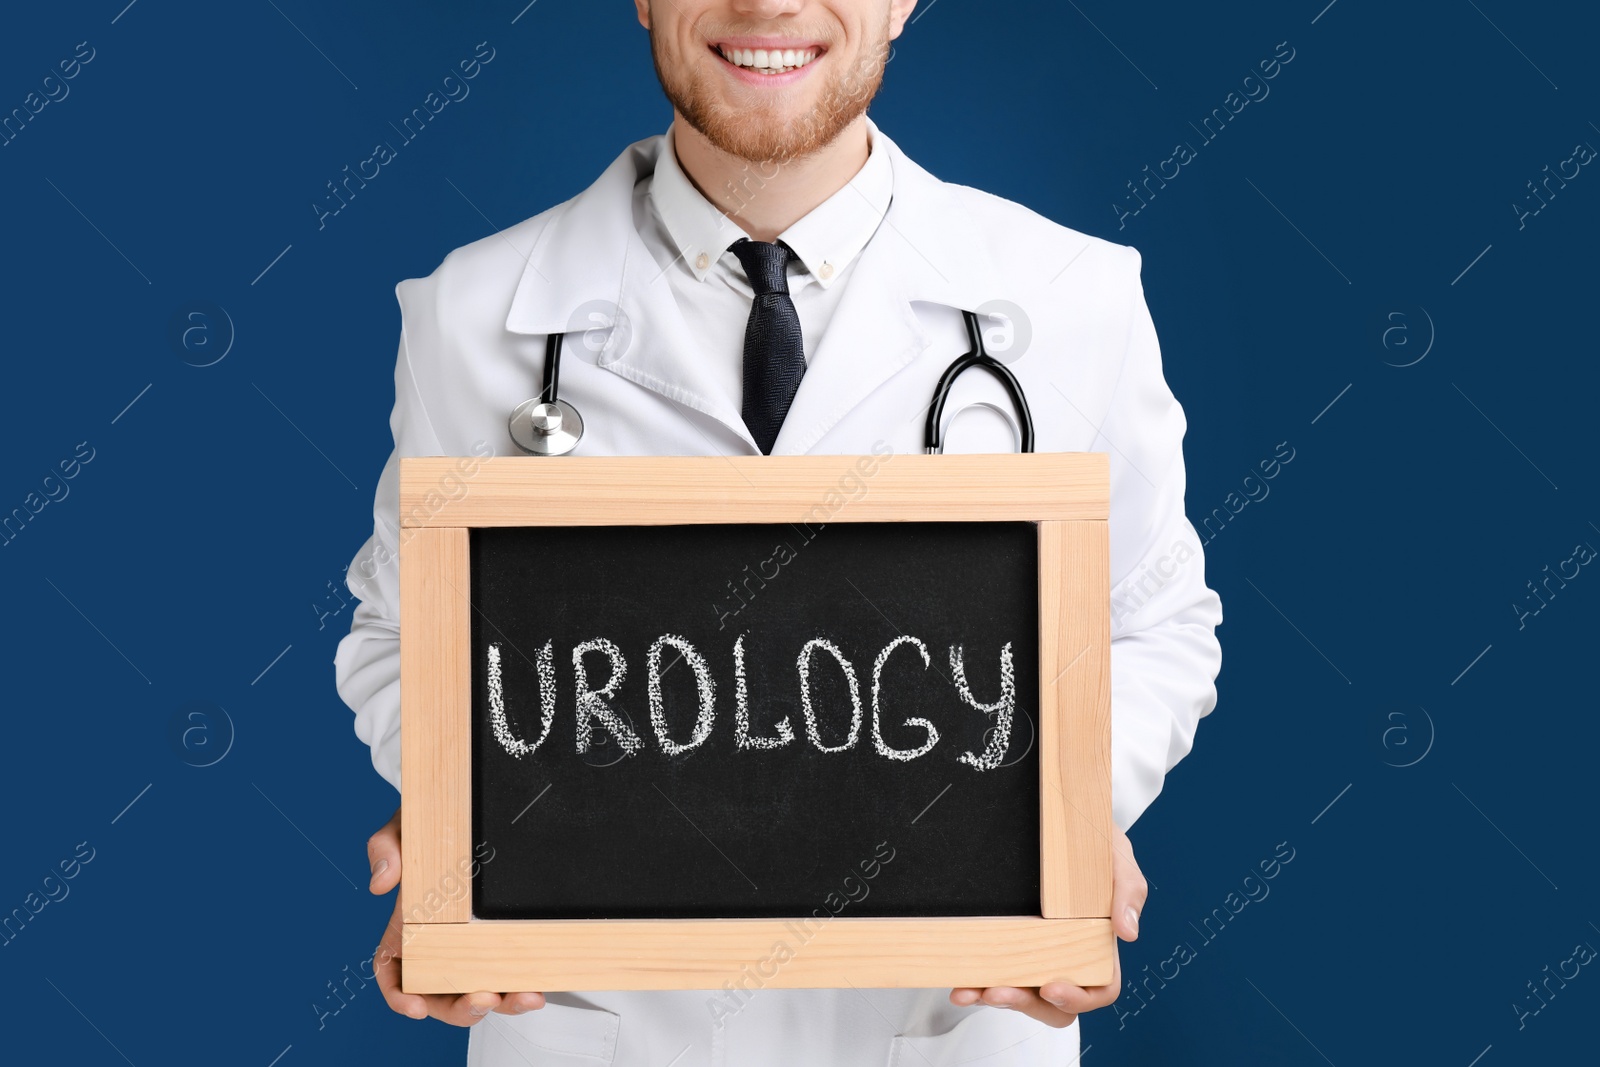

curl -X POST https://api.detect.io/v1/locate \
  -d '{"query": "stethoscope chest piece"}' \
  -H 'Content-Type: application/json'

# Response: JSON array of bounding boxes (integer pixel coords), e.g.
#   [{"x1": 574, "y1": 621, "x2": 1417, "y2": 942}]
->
[
  {"x1": 509, "y1": 397, "x2": 583, "y2": 456},
  {"x1": 509, "y1": 331, "x2": 584, "y2": 456}
]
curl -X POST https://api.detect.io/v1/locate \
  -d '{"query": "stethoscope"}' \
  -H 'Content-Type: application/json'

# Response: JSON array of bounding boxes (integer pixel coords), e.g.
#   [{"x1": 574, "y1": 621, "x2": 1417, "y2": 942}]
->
[
  {"x1": 507, "y1": 331, "x2": 585, "y2": 456},
  {"x1": 508, "y1": 308, "x2": 1034, "y2": 456}
]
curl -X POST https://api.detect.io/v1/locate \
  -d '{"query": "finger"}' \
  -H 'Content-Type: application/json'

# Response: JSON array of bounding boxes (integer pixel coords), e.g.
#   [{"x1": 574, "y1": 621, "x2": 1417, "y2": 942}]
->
[
  {"x1": 1110, "y1": 828, "x2": 1147, "y2": 941},
  {"x1": 978, "y1": 987, "x2": 1079, "y2": 1028},
  {"x1": 381, "y1": 973, "x2": 498, "y2": 1027},
  {"x1": 374, "y1": 899, "x2": 507, "y2": 1026},
  {"x1": 368, "y1": 807, "x2": 402, "y2": 894},
  {"x1": 437, "y1": 991, "x2": 504, "y2": 1027},
  {"x1": 493, "y1": 992, "x2": 547, "y2": 1016},
  {"x1": 375, "y1": 897, "x2": 432, "y2": 1020},
  {"x1": 1041, "y1": 943, "x2": 1123, "y2": 1016},
  {"x1": 1037, "y1": 981, "x2": 1117, "y2": 1016}
]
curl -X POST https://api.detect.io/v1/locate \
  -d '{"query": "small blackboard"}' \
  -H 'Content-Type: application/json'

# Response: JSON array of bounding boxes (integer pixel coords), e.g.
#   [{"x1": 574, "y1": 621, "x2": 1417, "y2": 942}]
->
[
  {"x1": 395, "y1": 454, "x2": 1113, "y2": 994},
  {"x1": 469, "y1": 521, "x2": 1041, "y2": 920}
]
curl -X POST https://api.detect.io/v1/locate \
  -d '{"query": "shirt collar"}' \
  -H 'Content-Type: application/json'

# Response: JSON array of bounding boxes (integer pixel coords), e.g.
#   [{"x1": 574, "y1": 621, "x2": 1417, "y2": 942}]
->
[{"x1": 648, "y1": 118, "x2": 894, "y2": 290}]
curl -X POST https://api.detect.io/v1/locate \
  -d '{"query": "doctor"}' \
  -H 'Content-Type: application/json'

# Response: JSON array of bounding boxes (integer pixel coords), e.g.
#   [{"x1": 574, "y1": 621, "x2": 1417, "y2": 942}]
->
[{"x1": 335, "y1": 0, "x2": 1223, "y2": 1063}]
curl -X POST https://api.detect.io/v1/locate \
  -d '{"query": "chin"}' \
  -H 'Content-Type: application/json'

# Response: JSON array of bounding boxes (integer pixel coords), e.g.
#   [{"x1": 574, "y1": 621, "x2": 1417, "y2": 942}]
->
[
  {"x1": 657, "y1": 45, "x2": 880, "y2": 165},
  {"x1": 727, "y1": 104, "x2": 817, "y2": 140}
]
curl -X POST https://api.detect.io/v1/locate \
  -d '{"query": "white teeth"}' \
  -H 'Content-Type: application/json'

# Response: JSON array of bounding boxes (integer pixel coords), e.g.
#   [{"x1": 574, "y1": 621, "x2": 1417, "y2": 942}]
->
[{"x1": 718, "y1": 45, "x2": 818, "y2": 72}]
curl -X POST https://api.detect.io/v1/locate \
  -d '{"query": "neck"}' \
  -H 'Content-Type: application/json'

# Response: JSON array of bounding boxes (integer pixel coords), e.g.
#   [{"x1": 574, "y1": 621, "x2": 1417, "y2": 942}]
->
[{"x1": 670, "y1": 114, "x2": 871, "y2": 243}]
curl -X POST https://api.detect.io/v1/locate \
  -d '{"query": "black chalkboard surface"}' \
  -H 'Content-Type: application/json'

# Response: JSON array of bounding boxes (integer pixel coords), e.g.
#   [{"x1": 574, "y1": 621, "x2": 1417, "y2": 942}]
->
[{"x1": 470, "y1": 520, "x2": 1041, "y2": 920}]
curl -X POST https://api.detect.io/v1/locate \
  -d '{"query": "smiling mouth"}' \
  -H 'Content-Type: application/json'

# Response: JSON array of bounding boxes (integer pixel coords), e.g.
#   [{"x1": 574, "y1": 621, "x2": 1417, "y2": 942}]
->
[{"x1": 711, "y1": 43, "x2": 824, "y2": 75}]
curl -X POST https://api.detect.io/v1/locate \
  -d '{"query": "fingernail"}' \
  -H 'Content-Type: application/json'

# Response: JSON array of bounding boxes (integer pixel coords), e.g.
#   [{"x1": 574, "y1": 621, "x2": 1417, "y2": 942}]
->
[
  {"x1": 371, "y1": 858, "x2": 388, "y2": 881},
  {"x1": 468, "y1": 1005, "x2": 489, "y2": 1018},
  {"x1": 1125, "y1": 906, "x2": 1139, "y2": 935}
]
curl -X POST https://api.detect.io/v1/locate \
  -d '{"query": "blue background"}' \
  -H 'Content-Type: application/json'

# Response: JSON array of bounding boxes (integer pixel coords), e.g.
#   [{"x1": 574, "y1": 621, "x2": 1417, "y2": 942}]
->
[{"x1": 2, "y1": 1, "x2": 1595, "y2": 1063}]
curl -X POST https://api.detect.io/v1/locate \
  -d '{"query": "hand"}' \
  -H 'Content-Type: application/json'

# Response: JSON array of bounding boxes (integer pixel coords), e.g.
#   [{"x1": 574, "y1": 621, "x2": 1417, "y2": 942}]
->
[
  {"x1": 949, "y1": 826, "x2": 1145, "y2": 1028},
  {"x1": 368, "y1": 806, "x2": 546, "y2": 1025}
]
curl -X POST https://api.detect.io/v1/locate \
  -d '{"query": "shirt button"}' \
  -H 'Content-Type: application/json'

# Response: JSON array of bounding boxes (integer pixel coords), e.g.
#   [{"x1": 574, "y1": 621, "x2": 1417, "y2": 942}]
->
[
  {"x1": 695, "y1": 252, "x2": 710, "y2": 271},
  {"x1": 819, "y1": 261, "x2": 835, "y2": 280}
]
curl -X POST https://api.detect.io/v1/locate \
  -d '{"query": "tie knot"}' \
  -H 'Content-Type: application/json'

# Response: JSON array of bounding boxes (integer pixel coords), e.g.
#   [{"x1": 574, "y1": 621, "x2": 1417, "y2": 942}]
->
[{"x1": 731, "y1": 238, "x2": 793, "y2": 297}]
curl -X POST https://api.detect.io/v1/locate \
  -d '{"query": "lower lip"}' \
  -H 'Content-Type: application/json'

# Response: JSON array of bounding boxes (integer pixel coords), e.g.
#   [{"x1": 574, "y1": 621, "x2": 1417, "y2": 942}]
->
[{"x1": 710, "y1": 46, "x2": 822, "y2": 88}]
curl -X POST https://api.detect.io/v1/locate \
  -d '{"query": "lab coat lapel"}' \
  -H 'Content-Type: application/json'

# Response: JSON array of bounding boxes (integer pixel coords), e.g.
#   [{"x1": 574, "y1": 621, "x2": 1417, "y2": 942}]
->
[
  {"x1": 504, "y1": 135, "x2": 758, "y2": 450},
  {"x1": 770, "y1": 126, "x2": 1010, "y2": 455},
  {"x1": 504, "y1": 139, "x2": 643, "y2": 339},
  {"x1": 612, "y1": 228, "x2": 757, "y2": 449},
  {"x1": 767, "y1": 227, "x2": 927, "y2": 455}
]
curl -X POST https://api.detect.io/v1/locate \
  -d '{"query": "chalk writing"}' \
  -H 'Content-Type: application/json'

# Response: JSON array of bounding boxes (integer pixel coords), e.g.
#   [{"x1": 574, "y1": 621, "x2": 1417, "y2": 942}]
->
[{"x1": 489, "y1": 634, "x2": 1017, "y2": 768}]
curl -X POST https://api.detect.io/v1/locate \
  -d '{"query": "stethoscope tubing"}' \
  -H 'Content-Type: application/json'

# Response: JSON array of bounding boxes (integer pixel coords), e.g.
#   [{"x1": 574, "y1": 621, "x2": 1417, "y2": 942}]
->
[
  {"x1": 541, "y1": 330, "x2": 562, "y2": 405},
  {"x1": 923, "y1": 310, "x2": 1035, "y2": 454}
]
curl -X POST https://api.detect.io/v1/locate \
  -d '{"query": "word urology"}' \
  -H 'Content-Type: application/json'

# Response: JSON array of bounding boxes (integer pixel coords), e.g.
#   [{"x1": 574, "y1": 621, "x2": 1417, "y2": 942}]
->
[{"x1": 487, "y1": 634, "x2": 1019, "y2": 768}]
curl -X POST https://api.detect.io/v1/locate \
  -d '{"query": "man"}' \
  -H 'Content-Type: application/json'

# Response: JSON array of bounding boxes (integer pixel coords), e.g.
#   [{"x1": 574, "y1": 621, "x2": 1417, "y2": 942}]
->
[{"x1": 335, "y1": 0, "x2": 1223, "y2": 1063}]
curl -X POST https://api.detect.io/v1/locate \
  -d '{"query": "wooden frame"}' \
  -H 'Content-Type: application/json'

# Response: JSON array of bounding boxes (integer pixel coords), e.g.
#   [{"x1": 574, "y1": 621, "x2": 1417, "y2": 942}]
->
[{"x1": 399, "y1": 453, "x2": 1113, "y2": 992}]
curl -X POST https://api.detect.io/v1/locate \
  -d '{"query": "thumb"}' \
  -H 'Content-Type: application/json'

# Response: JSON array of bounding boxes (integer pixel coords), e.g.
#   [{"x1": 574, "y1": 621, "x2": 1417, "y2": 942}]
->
[
  {"x1": 368, "y1": 806, "x2": 402, "y2": 895},
  {"x1": 1111, "y1": 829, "x2": 1147, "y2": 942}
]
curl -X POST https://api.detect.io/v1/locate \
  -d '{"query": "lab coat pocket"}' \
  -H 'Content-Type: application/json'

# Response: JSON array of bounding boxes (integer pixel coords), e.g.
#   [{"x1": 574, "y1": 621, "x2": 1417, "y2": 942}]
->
[
  {"x1": 887, "y1": 1007, "x2": 1078, "y2": 1067},
  {"x1": 467, "y1": 1000, "x2": 620, "y2": 1066}
]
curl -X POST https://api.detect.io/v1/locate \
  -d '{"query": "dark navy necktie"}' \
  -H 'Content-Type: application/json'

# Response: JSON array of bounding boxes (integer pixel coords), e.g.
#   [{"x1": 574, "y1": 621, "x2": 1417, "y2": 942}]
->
[{"x1": 730, "y1": 238, "x2": 805, "y2": 455}]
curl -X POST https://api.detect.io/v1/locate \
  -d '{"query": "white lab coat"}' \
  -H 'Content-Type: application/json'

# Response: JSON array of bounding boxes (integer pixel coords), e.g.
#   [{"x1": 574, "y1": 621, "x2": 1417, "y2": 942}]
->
[{"x1": 334, "y1": 117, "x2": 1223, "y2": 1067}]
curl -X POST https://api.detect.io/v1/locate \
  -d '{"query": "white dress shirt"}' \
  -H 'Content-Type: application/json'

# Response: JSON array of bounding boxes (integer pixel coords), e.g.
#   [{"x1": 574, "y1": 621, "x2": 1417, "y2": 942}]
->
[{"x1": 637, "y1": 121, "x2": 894, "y2": 419}]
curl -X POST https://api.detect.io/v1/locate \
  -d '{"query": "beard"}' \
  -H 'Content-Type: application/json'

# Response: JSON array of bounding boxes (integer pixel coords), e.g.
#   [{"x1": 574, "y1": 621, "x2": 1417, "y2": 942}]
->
[{"x1": 649, "y1": 24, "x2": 888, "y2": 165}]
